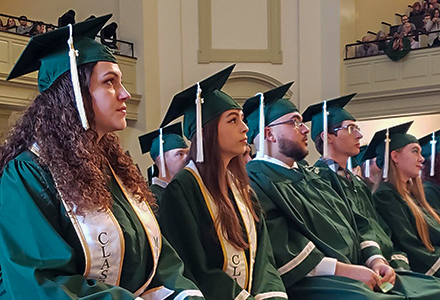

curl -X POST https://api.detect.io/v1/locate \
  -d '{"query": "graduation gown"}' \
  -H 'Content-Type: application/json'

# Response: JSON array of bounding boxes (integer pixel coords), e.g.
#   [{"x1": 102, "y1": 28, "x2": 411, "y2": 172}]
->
[
  {"x1": 314, "y1": 159, "x2": 410, "y2": 270},
  {"x1": 424, "y1": 181, "x2": 440, "y2": 215},
  {"x1": 149, "y1": 182, "x2": 166, "y2": 206},
  {"x1": 247, "y1": 159, "x2": 440, "y2": 300},
  {"x1": 0, "y1": 150, "x2": 204, "y2": 299},
  {"x1": 374, "y1": 181, "x2": 440, "y2": 277},
  {"x1": 159, "y1": 161, "x2": 287, "y2": 300}
]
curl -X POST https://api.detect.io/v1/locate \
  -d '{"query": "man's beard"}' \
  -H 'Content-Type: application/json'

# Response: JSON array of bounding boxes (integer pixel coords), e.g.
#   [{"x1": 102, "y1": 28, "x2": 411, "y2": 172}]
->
[{"x1": 279, "y1": 137, "x2": 309, "y2": 162}]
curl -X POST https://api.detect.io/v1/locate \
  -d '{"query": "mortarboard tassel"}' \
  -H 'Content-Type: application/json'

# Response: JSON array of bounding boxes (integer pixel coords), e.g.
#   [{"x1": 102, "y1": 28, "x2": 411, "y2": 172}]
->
[
  {"x1": 256, "y1": 92, "x2": 265, "y2": 159},
  {"x1": 430, "y1": 132, "x2": 437, "y2": 177},
  {"x1": 323, "y1": 101, "x2": 328, "y2": 157},
  {"x1": 195, "y1": 82, "x2": 204, "y2": 163},
  {"x1": 365, "y1": 159, "x2": 370, "y2": 178},
  {"x1": 67, "y1": 24, "x2": 89, "y2": 129},
  {"x1": 347, "y1": 157, "x2": 353, "y2": 172},
  {"x1": 383, "y1": 128, "x2": 390, "y2": 180},
  {"x1": 159, "y1": 128, "x2": 166, "y2": 177}
]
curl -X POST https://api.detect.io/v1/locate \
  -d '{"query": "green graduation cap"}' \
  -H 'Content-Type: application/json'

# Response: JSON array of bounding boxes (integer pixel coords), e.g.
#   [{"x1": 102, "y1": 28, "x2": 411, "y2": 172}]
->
[
  {"x1": 243, "y1": 82, "x2": 297, "y2": 158},
  {"x1": 138, "y1": 122, "x2": 187, "y2": 177},
  {"x1": 160, "y1": 65, "x2": 241, "y2": 162},
  {"x1": 348, "y1": 144, "x2": 368, "y2": 171},
  {"x1": 363, "y1": 121, "x2": 416, "y2": 179},
  {"x1": 302, "y1": 93, "x2": 357, "y2": 157},
  {"x1": 418, "y1": 129, "x2": 440, "y2": 177},
  {"x1": 7, "y1": 14, "x2": 116, "y2": 129}
]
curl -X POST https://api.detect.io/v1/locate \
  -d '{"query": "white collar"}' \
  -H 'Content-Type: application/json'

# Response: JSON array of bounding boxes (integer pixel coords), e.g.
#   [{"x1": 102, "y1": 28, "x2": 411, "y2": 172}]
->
[
  {"x1": 152, "y1": 177, "x2": 168, "y2": 189},
  {"x1": 253, "y1": 154, "x2": 298, "y2": 170}
]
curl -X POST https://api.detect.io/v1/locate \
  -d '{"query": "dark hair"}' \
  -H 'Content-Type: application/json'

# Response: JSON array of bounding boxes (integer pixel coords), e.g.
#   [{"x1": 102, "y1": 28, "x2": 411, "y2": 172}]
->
[
  {"x1": 421, "y1": 152, "x2": 440, "y2": 184},
  {"x1": 313, "y1": 121, "x2": 343, "y2": 155},
  {"x1": 0, "y1": 62, "x2": 156, "y2": 214},
  {"x1": 187, "y1": 114, "x2": 259, "y2": 250},
  {"x1": 432, "y1": 8, "x2": 440, "y2": 19},
  {"x1": 19, "y1": 16, "x2": 27, "y2": 21}
]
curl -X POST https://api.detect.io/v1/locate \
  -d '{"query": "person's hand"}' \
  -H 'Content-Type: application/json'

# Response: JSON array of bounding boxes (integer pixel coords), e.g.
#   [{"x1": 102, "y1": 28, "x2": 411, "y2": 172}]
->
[
  {"x1": 335, "y1": 262, "x2": 382, "y2": 290},
  {"x1": 370, "y1": 258, "x2": 396, "y2": 286},
  {"x1": 433, "y1": 18, "x2": 437, "y2": 23}
]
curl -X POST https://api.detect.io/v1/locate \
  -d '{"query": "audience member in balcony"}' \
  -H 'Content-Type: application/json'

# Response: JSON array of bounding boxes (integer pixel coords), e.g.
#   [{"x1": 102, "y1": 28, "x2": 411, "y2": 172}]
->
[
  {"x1": 426, "y1": 8, "x2": 440, "y2": 46},
  {"x1": 430, "y1": 0, "x2": 440, "y2": 10},
  {"x1": 6, "y1": 18, "x2": 17, "y2": 33},
  {"x1": 29, "y1": 21, "x2": 45, "y2": 36},
  {"x1": 398, "y1": 15, "x2": 417, "y2": 33},
  {"x1": 411, "y1": 1, "x2": 424, "y2": 17},
  {"x1": 403, "y1": 23, "x2": 420, "y2": 48},
  {"x1": 45, "y1": 24, "x2": 55, "y2": 32},
  {"x1": 0, "y1": 19, "x2": 6, "y2": 31},
  {"x1": 420, "y1": 13, "x2": 432, "y2": 34},
  {"x1": 375, "y1": 30, "x2": 388, "y2": 53},
  {"x1": 16, "y1": 16, "x2": 31, "y2": 35},
  {"x1": 356, "y1": 35, "x2": 379, "y2": 57}
]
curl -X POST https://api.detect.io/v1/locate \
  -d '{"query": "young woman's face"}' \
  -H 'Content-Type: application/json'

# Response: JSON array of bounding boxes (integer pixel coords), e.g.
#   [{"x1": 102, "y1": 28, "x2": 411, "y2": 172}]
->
[
  {"x1": 89, "y1": 61, "x2": 130, "y2": 138},
  {"x1": 217, "y1": 109, "x2": 249, "y2": 161},
  {"x1": 392, "y1": 143, "x2": 424, "y2": 180},
  {"x1": 7, "y1": 18, "x2": 15, "y2": 27}
]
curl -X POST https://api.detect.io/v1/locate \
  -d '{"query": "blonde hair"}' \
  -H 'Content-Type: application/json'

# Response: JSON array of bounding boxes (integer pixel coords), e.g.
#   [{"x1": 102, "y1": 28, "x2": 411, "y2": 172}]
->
[{"x1": 388, "y1": 152, "x2": 440, "y2": 252}]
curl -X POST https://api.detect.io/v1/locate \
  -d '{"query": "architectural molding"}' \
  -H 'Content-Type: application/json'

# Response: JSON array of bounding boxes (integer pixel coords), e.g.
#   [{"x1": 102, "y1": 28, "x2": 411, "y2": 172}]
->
[{"x1": 198, "y1": 0, "x2": 282, "y2": 64}]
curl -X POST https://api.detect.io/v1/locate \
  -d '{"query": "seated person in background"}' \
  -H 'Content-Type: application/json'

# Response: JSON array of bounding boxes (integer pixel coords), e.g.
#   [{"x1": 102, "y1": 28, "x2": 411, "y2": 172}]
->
[
  {"x1": 138, "y1": 123, "x2": 189, "y2": 205},
  {"x1": 6, "y1": 18, "x2": 17, "y2": 33},
  {"x1": 403, "y1": 23, "x2": 420, "y2": 48},
  {"x1": 16, "y1": 15, "x2": 31, "y2": 34},
  {"x1": 45, "y1": 24, "x2": 55, "y2": 32},
  {"x1": 398, "y1": 15, "x2": 417, "y2": 33},
  {"x1": 372, "y1": 124, "x2": 440, "y2": 278},
  {"x1": 245, "y1": 88, "x2": 440, "y2": 299},
  {"x1": 430, "y1": 0, "x2": 440, "y2": 10},
  {"x1": 305, "y1": 95, "x2": 411, "y2": 270},
  {"x1": 356, "y1": 35, "x2": 379, "y2": 57},
  {"x1": 419, "y1": 130, "x2": 440, "y2": 214},
  {"x1": 426, "y1": 8, "x2": 440, "y2": 46},
  {"x1": 0, "y1": 19, "x2": 6, "y2": 31},
  {"x1": 29, "y1": 21, "x2": 45, "y2": 36},
  {"x1": 375, "y1": 30, "x2": 388, "y2": 53}
]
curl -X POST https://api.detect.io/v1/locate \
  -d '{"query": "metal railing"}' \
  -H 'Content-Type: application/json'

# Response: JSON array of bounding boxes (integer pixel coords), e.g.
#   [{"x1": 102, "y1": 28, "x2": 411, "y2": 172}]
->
[{"x1": 0, "y1": 12, "x2": 135, "y2": 58}]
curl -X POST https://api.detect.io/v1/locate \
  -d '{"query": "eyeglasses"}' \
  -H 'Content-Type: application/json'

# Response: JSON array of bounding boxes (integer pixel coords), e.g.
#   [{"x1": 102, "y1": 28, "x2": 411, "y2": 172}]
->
[
  {"x1": 333, "y1": 124, "x2": 362, "y2": 135},
  {"x1": 268, "y1": 118, "x2": 308, "y2": 129}
]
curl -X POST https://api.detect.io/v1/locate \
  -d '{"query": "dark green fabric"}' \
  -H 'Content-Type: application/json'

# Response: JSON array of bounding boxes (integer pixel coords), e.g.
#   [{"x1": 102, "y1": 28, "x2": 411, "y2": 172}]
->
[
  {"x1": 6, "y1": 15, "x2": 116, "y2": 92},
  {"x1": 149, "y1": 134, "x2": 188, "y2": 161},
  {"x1": 245, "y1": 98, "x2": 298, "y2": 143},
  {"x1": 385, "y1": 36, "x2": 411, "y2": 62},
  {"x1": 314, "y1": 160, "x2": 410, "y2": 270},
  {"x1": 0, "y1": 150, "x2": 202, "y2": 299},
  {"x1": 374, "y1": 182, "x2": 440, "y2": 276},
  {"x1": 419, "y1": 130, "x2": 440, "y2": 160},
  {"x1": 424, "y1": 181, "x2": 440, "y2": 215},
  {"x1": 248, "y1": 159, "x2": 440, "y2": 299},
  {"x1": 375, "y1": 134, "x2": 418, "y2": 169},
  {"x1": 149, "y1": 183, "x2": 165, "y2": 206},
  {"x1": 159, "y1": 167, "x2": 287, "y2": 299}
]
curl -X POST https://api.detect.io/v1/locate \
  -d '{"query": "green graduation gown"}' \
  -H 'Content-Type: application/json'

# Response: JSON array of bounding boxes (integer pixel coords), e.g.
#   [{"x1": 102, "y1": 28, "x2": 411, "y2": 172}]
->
[
  {"x1": 247, "y1": 158, "x2": 440, "y2": 300},
  {"x1": 374, "y1": 181, "x2": 440, "y2": 277},
  {"x1": 0, "y1": 150, "x2": 204, "y2": 299},
  {"x1": 149, "y1": 181, "x2": 166, "y2": 206},
  {"x1": 159, "y1": 162, "x2": 287, "y2": 300},
  {"x1": 424, "y1": 181, "x2": 440, "y2": 215},
  {"x1": 314, "y1": 159, "x2": 410, "y2": 270}
]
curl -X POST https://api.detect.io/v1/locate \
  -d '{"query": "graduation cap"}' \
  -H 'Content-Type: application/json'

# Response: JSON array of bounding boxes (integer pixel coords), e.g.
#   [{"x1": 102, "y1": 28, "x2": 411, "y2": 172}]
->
[
  {"x1": 347, "y1": 144, "x2": 367, "y2": 173},
  {"x1": 138, "y1": 123, "x2": 188, "y2": 177},
  {"x1": 160, "y1": 65, "x2": 240, "y2": 162},
  {"x1": 302, "y1": 93, "x2": 357, "y2": 157},
  {"x1": 7, "y1": 14, "x2": 116, "y2": 130},
  {"x1": 418, "y1": 129, "x2": 440, "y2": 177},
  {"x1": 242, "y1": 82, "x2": 296, "y2": 156},
  {"x1": 363, "y1": 121, "x2": 416, "y2": 179}
]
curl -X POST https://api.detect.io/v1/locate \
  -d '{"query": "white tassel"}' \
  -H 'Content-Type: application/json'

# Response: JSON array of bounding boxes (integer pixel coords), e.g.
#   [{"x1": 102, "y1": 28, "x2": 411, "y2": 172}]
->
[
  {"x1": 365, "y1": 159, "x2": 370, "y2": 178},
  {"x1": 347, "y1": 157, "x2": 353, "y2": 171},
  {"x1": 256, "y1": 92, "x2": 265, "y2": 159},
  {"x1": 323, "y1": 101, "x2": 328, "y2": 157},
  {"x1": 67, "y1": 24, "x2": 89, "y2": 129},
  {"x1": 430, "y1": 132, "x2": 437, "y2": 177},
  {"x1": 383, "y1": 128, "x2": 390, "y2": 180},
  {"x1": 159, "y1": 128, "x2": 166, "y2": 177},
  {"x1": 195, "y1": 82, "x2": 204, "y2": 163}
]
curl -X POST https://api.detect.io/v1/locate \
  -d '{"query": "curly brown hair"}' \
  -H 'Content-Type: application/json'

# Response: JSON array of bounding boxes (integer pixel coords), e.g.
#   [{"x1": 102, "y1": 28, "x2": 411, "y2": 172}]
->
[{"x1": 0, "y1": 62, "x2": 156, "y2": 214}]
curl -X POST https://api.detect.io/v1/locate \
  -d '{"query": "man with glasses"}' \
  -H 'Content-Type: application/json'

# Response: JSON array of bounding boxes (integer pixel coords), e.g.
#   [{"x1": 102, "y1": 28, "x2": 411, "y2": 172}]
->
[
  {"x1": 303, "y1": 94, "x2": 411, "y2": 271},
  {"x1": 244, "y1": 89, "x2": 440, "y2": 298}
]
